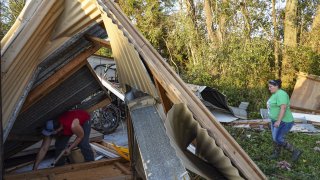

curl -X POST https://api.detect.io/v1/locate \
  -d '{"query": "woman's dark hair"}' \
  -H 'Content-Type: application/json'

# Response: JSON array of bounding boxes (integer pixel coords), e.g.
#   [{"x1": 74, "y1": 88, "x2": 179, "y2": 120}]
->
[{"x1": 268, "y1": 79, "x2": 282, "y2": 88}]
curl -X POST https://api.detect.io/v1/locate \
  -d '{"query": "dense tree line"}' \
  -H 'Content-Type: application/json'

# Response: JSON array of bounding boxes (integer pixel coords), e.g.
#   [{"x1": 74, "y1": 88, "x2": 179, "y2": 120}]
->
[
  {"x1": 1, "y1": 0, "x2": 319, "y2": 116},
  {"x1": 119, "y1": 0, "x2": 320, "y2": 115}
]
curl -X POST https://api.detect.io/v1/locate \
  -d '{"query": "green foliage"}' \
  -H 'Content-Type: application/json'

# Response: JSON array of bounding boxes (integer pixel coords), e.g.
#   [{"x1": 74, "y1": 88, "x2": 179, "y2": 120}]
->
[
  {"x1": 226, "y1": 126, "x2": 320, "y2": 179},
  {"x1": 95, "y1": 47, "x2": 113, "y2": 57},
  {"x1": 118, "y1": 0, "x2": 319, "y2": 115},
  {"x1": 0, "y1": 0, "x2": 25, "y2": 40},
  {"x1": 119, "y1": 0, "x2": 173, "y2": 58},
  {"x1": 183, "y1": 36, "x2": 275, "y2": 112},
  {"x1": 287, "y1": 46, "x2": 320, "y2": 76}
]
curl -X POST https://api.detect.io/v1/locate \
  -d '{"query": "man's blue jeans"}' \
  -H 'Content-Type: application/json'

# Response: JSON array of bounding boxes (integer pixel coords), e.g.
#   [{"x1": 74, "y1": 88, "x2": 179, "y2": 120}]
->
[
  {"x1": 270, "y1": 121, "x2": 294, "y2": 146},
  {"x1": 55, "y1": 121, "x2": 94, "y2": 166}
]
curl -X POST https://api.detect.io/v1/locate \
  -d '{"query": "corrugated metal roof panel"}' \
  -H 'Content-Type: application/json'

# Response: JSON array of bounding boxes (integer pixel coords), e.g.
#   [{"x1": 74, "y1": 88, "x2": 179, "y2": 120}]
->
[
  {"x1": 98, "y1": 6, "x2": 158, "y2": 98},
  {"x1": 52, "y1": 0, "x2": 102, "y2": 39},
  {"x1": 1, "y1": 1, "x2": 65, "y2": 140},
  {"x1": 166, "y1": 103, "x2": 242, "y2": 179}
]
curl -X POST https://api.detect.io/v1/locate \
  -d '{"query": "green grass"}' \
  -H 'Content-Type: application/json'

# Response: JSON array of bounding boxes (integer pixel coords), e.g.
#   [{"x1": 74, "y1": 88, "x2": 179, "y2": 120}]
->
[{"x1": 225, "y1": 126, "x2": 320, "y2": 179}]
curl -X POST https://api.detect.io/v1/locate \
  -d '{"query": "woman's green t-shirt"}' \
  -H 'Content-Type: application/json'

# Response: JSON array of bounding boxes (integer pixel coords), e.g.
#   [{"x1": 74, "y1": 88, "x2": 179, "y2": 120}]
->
[{"x1": 267, "y1": 89, "x2": 294, "y2": 122}]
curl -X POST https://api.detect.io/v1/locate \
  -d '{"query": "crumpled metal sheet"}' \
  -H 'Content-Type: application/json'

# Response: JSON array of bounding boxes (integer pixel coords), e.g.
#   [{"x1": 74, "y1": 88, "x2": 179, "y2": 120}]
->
[
  {"x1": 96, "y1": 2, "x2": 158, "y2": 98},
  {"x1": 165, "y1": 103, "x2": 243, "y2": 180}
]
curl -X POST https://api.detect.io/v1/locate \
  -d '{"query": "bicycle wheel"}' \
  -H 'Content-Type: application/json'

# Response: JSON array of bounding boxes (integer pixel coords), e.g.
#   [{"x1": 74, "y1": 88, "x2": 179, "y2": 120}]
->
[
  {"x1": 94, "y1": 64, "x2": 108, "y2": 79},
  {"x1": 101, "y1": 104, "x2": 121, "y2": 134}
]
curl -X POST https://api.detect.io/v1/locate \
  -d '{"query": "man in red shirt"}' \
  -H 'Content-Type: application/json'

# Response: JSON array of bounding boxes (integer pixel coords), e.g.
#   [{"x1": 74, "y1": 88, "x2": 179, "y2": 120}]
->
[{"x1": 54, "y1": 109, "x2": 94, "y2": 166}]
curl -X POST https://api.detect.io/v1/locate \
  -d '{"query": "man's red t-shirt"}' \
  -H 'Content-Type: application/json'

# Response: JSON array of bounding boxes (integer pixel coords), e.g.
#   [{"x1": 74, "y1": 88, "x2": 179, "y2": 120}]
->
[{"x1": 59, "y1": 109, "x2": 90, "y2": 136}]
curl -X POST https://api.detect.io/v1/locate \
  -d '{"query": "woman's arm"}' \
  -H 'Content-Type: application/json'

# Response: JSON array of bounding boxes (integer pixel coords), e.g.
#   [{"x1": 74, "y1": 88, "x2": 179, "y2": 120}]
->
[
  {"x1": 274, "y1": 104, "x2": 286, "y2": 127},
  {"x1": 64, "y1": 119, "x2": 84, "y2": 155}
]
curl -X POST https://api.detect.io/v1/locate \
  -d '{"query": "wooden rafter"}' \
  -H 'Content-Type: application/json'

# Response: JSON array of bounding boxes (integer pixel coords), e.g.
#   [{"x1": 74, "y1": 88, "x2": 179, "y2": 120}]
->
[
  {"x1": 4, "y1": 158, "x2": 128, "y2": 179},
  {"x1": 86, "y1": 98, "x2": 111, "y2": 113},
  {"x1": 85, "y1": 35, "x2": 112, "y2": 49},
  {"x1": 154, "y1": 79, "x2": 172, "y2": 114},
  {"x1": 20, "y1": 45, "x2": 101, "y2": 113}
]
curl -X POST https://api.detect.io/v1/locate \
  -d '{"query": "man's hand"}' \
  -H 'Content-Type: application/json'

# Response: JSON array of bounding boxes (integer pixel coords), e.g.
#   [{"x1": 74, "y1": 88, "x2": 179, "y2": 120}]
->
[
  {"x1": 64, "y1": 147, "x2": 71, "y2": 156},
  {"x1": 274, "y1": 120, "x2": 281, "y2": 128}
]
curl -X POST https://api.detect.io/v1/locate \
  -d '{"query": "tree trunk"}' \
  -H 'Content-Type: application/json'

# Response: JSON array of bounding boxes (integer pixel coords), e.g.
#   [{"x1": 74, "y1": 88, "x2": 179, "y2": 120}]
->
[
  {"x1": 184, "y1": 0, "x2": 200, "y2": 66},
  {"x1": 185, "y1": 0, "x2": 197, "y2": 28},
  {"x1": 284, "y1": 0, "x2": 298, "y2": 47},
  {"x1": 272, "y1": 0, "x2": 280, "y2": 78},
  {"x1": 204, "y1": 0, "x2": 218, "y2": 45},
  {"x1": 282, "y1": 0, "x2": 298, "y2": 89},
  {"x1": 310, "y1": 5, "x2": 320, "y2": 53},
  {"x1": 240, "y1": 1, "x2": 252, "y2": 40},
  {"x1": 216, "y1": 0, "x2": 228, "y2": 44}
]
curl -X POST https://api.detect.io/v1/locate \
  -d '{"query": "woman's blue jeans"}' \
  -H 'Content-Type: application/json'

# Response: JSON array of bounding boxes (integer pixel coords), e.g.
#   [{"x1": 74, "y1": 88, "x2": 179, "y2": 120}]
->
[{"x1": 270, "y1": 121, "x2": 294, "y2": 146}]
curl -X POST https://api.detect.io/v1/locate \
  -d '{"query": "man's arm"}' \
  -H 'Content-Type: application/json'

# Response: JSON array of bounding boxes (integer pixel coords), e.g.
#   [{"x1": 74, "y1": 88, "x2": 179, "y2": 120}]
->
[
  {"x1": 54, "y1": 124, "x2": 63, "y2": 134},
  {"x1": 64, "y1": 119, "x2": 84, "y2": 155},
  {"x1": 33, "y1": 136, "x2": 52, "y2": 170}
]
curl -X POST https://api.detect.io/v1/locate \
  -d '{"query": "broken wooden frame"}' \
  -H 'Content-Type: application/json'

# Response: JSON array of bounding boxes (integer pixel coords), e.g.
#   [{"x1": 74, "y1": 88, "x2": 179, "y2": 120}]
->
[{"x1": 4, "y1": 158, "x2": 130, "y2": 180}]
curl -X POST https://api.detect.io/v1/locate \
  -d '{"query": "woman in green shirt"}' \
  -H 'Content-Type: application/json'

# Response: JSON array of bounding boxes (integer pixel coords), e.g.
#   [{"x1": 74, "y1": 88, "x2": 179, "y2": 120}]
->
[{"x1": 267, "y1": 79, "x2": 302, "y2": 161}]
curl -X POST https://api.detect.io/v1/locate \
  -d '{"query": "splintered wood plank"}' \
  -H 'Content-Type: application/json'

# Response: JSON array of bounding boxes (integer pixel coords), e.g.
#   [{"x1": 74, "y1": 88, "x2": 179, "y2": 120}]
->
[
  {"x1": 5, "y1": 158, "x2": 131, "y2": 180},
  {"x1": 85, "y1": 98, "x2": 111, "y2": 113},
  {"x1": 53, "y1": 164, "x2": 124, "y2": 180}
]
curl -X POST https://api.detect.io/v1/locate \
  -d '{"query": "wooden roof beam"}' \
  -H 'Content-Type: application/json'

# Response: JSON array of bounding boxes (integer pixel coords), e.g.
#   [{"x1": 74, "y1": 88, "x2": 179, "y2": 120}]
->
[
  {"x1": 4, "y1": 158, "x2": 124, "y2": 179},
  {"x1": 21, "y1": 45, "x2": 101, "y2": 113},
  {"x1": 85, "y1": 35, "x2": 112, "y2": 49}
]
